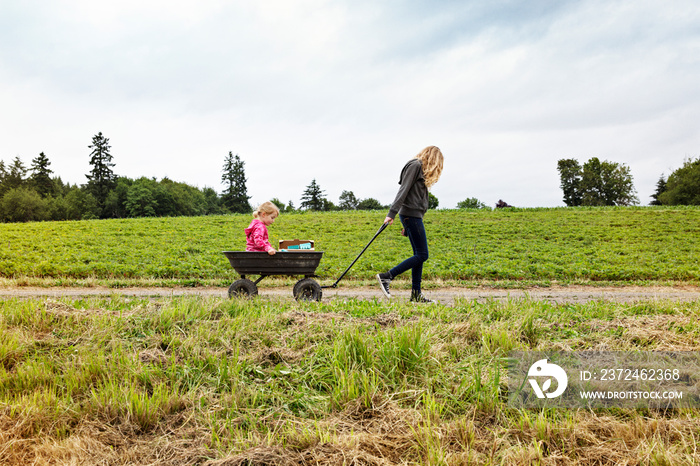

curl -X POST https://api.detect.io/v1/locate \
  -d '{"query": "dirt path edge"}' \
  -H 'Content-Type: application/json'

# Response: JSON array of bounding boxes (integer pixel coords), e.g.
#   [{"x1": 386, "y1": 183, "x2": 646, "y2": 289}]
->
[{"x1": 2, "y1": 285, "x2": 700, "y2": 304}]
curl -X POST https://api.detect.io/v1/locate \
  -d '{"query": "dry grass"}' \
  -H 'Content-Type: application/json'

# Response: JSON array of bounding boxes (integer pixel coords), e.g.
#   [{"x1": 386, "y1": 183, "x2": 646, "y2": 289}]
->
[
  {"x1": 4, "y1": 407, "x2": 699, "y2": 465},
  {"x1": 0, "y1": 411, "x2": 210, "y2": 465},
  {"x1": 584, "y1": 314, "x2": 700, "y2": 351},
  {"x1": 1, "y1": 296, "x2": 699, "y2": 465}
]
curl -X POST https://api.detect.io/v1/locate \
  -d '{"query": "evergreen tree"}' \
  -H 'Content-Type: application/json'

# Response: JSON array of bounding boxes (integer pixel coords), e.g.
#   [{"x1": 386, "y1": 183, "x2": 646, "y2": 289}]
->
[
  {"x1": 30, "y1": 152, "x2": 54, "y2": 198},
  {"x1": 300, "y1": 179, "x2": 326, "y2": 211},
  {"x1": 2, "y1": 157, "x2": 28, "y2": 194},
  {"x1": 650, "y1": 175, "x2": 667, "y2": 206},
  {"x1": 221, "y1": 152, "x2": 252, "y2": 213},
  {"x1": 86, "y1": 132, "x2": 116, "y2": 215},
  {"x1": 0, "y1": 160, "x2": 5, "y2": 192}
]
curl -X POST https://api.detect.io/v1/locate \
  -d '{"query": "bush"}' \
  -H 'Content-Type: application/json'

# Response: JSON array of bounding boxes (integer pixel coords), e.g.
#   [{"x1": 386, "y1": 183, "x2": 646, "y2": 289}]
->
[
  {"x1": 357, "y1": 198, "x2": 383, "y2": 210},
  {"x1": 65, "y1": 189, "x2": 100, "y2": 220},
  {"x1": 457, "y1": 197, "x2": 489, "y2": 209},
  {"x1": 126, "y1": 179, "x2": 159, "y2": 217},
  {"x1": 1, "y1": 188, "x2": 48, "y2": 222},
  {"x1": 428, "y1": 193, "x2": 439, "y2": 209}
]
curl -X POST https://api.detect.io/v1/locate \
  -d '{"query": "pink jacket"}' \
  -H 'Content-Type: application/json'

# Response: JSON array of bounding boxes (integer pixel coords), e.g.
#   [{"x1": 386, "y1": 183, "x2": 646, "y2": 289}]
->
[{"x1": 245, "y1": 219, "x2": 274, "y2": 252}]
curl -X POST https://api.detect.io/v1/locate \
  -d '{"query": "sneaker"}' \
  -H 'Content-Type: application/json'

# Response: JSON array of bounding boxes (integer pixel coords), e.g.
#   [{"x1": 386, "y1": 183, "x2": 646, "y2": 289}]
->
[
  {"x1": 376, "y1": 272, "x2": 392, "y2": 299},
  {"x1": 410, "y1": 290, "x2": 434, "y2": 303}
]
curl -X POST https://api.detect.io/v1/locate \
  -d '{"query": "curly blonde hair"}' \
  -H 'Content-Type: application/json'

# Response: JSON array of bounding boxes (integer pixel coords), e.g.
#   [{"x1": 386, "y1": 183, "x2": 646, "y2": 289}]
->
[
  {"x1": 415, "y1": 146, "x2": 444, "y2": 188},
  {"x1": 253, "y1": 201, "x2": 280, "y2": 219}
]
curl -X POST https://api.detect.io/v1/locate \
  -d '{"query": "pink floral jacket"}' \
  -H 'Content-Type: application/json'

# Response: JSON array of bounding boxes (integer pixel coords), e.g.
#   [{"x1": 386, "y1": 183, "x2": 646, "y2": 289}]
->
[{"x1": 245, "y1": 219, "x2": 274, "y2": 252}]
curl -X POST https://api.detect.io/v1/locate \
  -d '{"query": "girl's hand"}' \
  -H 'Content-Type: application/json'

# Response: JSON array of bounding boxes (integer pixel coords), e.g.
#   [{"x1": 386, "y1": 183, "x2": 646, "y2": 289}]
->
[
  {"x1": 268, "y1": 249, "x2": 276, "y2": 255},
  {"x1": 384, "y1": 217, "x2": 393, "y2": 225}
]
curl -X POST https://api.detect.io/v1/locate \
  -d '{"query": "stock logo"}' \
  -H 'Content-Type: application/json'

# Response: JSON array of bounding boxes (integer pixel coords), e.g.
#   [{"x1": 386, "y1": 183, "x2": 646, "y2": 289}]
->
[{"x1": 528, "y1": 359, "x2": 568, "y2": 399}]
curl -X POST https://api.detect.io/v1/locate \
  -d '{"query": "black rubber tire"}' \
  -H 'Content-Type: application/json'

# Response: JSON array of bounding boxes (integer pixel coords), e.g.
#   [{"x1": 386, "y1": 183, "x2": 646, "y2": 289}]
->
[
  {"x1": 293, "y1": 278, "x2": 322, "y2": 302},
  {"x1": 228, "y1": 279, "x2": 258, "y2": 298}
]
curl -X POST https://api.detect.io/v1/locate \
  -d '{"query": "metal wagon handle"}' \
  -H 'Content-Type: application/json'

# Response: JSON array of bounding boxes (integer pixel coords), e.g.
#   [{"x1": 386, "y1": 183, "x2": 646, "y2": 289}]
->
[{"x1": 323, "y1": 222, "x2": 389, "y2": 289}]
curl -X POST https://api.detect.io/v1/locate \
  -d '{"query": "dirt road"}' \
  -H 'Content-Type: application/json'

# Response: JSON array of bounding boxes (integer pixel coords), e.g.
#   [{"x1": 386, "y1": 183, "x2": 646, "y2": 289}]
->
[{"x1": 2, "y1": 285, "x2": 699, "y2": 304}]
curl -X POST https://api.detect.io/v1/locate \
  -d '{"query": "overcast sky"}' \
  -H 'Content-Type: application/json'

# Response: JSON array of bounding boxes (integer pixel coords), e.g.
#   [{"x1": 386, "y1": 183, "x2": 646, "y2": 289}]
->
[{"x1": 2, "y1": 0, "x2": 699, "y2": 209}]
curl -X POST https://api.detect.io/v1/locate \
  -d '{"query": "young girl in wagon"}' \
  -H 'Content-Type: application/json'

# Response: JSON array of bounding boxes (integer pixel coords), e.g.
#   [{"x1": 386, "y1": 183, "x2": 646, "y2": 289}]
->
[{"x1": 245, "y1": 201, "x2": 279, "y2": 255}]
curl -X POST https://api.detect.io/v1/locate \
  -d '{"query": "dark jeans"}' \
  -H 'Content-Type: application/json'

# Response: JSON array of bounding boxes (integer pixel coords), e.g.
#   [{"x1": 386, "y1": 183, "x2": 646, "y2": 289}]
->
[{"x1": 389, "y1": 215, "x2": 429, "y2": 292}]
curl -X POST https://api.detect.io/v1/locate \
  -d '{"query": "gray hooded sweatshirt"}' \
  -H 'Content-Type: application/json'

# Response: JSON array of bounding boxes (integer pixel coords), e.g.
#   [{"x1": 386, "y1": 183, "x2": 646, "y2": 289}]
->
[{"x1": 387, "y1": 158, "x2": 429, "y2": 220}]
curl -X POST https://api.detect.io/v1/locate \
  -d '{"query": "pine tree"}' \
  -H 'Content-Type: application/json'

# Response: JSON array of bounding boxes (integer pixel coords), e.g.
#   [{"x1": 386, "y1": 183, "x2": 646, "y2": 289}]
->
[
  {"x1": 650, "y1": 175, "x2": 667, "y2": 205},
  {"x1": 300, "y1": 179, "x2": 326, "y2": 211},
  {"x1": 221, "y1": 152, "x2": 252, "y2": 213},
  {"x1": 30, "y1": 152, "x2": 54, "y2": 198},
  {"x1": 7, "y1": 157, "x2": 28, "y2": 190},
  {"x1": 86, "y1": 132, "x2": 116, "y2": 215},
  {"x1": 0, "y1": 157, "x2": 28, "y2": 196}
]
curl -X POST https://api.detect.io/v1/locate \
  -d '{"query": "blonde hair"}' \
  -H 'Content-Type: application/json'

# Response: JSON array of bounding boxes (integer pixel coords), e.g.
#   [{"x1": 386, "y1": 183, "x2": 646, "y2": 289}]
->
[
  {"x1": 415, "y1": 146, "x2": 444, "y2": 188},
  {"x1": 253, "y1": 201, "x2": 280, "y2": 219}
]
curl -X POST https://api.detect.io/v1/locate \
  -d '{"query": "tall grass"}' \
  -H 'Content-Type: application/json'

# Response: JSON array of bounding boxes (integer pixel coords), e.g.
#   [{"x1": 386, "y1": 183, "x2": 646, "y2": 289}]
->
[{"x1": 1, "y1": 296, "x2": 700, "y2": 464}]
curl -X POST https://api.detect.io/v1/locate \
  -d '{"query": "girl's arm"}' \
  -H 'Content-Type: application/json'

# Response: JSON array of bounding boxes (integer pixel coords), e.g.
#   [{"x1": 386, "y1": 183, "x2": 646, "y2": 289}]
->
[{"x1": 386, "y1": 160, "x2": 421, "y2": 220}]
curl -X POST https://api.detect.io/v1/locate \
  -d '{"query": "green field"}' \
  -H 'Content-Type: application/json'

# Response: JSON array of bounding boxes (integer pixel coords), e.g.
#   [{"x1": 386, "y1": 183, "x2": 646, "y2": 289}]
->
[
  {"x1": 1, "y1": 206, "x2": 699, "y2": 287},
  {"x1": 3, "y1": 207, "x2": 700, "y2": 464},
  {"x1": 2, "y1": 296, "x2": 699, "y2": 464}
]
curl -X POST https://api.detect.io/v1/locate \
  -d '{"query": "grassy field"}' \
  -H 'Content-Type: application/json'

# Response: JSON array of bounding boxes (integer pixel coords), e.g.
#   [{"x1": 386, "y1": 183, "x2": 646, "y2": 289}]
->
[
  {"x1": 3, "y1": 207, "x2": 700, "y2": 464},
  {"x1": 1, "y1": 295, "x2": 699, "y2": 464},
  {"x1": 0, "y1": 206, "x2": 699, "y2": 288}
]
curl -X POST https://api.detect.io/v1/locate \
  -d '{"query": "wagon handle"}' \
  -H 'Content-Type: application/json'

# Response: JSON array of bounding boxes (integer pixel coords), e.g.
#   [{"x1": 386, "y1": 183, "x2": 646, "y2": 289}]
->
[{"x1": 322, "y1": 222, "x2": 389, "y2": 289}]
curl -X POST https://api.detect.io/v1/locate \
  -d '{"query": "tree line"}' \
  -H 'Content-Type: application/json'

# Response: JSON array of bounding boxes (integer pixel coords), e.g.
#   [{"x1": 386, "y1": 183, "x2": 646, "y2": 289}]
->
[
  {"x1": 287, "y1": 179, "x2": 438, "y2": 213},
  {"x1": 0, "y1": 133, "x2": 226, "y2": 223},
  {"x1": 217, "y1": 153, "x2": 403, "y2": 214},
  {"x1": 3, "y1": 131, "x2": 697, "y2": 223},
  {"x1": 556, "y1": 156, "x2": 700, "y2": 207},
  {"x1": 0, "y1": 132, "x2": 426, "y2": 223}
]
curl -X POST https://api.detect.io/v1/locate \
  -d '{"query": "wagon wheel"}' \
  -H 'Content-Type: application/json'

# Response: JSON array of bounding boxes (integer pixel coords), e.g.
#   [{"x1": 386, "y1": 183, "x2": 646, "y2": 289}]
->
[
  {"x1": 228, "y1": 279, "x2": 258, "y2": 298},
  {"x1": 293, "y1": 278, "x2": 322, "y2": 302}
]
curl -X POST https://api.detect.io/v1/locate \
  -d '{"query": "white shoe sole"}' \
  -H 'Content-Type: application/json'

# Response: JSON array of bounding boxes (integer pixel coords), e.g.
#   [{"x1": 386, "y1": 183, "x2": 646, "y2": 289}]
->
[{"x1": 376, "y1": 274, "x2": 392, "y2": 299}]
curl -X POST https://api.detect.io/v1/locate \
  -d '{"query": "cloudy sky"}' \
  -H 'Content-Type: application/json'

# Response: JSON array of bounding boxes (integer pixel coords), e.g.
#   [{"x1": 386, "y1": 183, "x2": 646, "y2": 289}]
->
[{"x1": 2, "y1": 0, "x2": 699, "y2": 208}]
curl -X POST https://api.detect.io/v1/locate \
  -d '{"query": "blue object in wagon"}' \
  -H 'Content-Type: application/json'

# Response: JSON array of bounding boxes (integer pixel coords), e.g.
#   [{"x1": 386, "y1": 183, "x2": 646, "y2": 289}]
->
[{"x1": 288, "y1": 243, "x2": 312, "y2": 250}]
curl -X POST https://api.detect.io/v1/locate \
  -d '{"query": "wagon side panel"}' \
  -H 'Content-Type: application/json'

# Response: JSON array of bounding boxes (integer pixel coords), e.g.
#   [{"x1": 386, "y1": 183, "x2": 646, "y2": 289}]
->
[{"x1": 223, "y1": 251, "x2": 323, "y2": 276}]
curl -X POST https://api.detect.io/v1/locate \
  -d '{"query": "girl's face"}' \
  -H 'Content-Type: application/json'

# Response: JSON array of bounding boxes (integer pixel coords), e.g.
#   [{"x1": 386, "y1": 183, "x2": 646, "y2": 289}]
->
[{"x1": 260, "y1": 212, "x2": 277, "y2": 226}]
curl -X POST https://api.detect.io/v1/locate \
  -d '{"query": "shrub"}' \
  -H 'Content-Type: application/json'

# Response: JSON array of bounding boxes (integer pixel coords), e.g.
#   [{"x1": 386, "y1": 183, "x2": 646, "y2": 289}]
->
[
  {"x1": 457, "y1": 197, "x2": 489, "y2": 209},
  {"x1": 1, "y1": 188, "x2": 48, "y2": 222}
]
